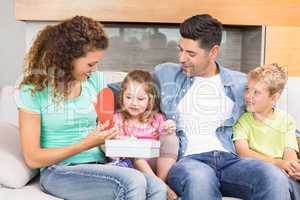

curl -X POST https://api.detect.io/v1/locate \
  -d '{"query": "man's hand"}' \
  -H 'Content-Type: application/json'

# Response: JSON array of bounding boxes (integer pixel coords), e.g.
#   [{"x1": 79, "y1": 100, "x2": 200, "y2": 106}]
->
[{"x1": 81, "y1": 121, "x2": 119, "y2": 150}]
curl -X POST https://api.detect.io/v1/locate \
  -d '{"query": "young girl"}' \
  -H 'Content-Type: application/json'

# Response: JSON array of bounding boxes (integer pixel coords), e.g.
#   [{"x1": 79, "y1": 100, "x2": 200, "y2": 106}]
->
[{"x1": 114, "y1": 69, "x2": 179, "y2": 200}]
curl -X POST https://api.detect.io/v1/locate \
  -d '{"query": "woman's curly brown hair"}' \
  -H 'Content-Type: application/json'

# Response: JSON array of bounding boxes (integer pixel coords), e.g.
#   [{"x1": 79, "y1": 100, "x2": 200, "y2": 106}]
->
[{"x1": 20, "y1": 16, "x2": 108, "y2": 102}]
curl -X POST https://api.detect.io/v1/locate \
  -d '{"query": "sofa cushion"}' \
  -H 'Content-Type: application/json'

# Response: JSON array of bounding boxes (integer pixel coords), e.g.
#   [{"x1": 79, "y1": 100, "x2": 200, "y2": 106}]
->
[
  {"x1": 0, "y1": 86, "x2": 19, "y2": 127},
  {"x1": 0, "y1": 177, "x2": 62, "y2": 200},
  {"x1": 0, "y1": 122, "x2": 38, "y2": 188},
  {"x1": 0, "y1": 177, "x2": 240, "y2": 200}
]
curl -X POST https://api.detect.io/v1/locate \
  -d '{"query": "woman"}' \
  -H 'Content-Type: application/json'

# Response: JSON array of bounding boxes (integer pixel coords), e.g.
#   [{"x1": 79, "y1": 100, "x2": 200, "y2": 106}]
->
[{"x1": 16, "y1": 16, "x2": 166, "y2": 200}]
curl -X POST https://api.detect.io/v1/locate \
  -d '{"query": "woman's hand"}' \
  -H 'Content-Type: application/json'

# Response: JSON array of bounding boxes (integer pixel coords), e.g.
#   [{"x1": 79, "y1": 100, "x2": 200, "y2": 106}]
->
[
  {"x1": 80, "y1": 121, "x2": 119, "y2": 150},
  {"x1": 162, "y1": 120, "x2": 176, "y2": 134}
]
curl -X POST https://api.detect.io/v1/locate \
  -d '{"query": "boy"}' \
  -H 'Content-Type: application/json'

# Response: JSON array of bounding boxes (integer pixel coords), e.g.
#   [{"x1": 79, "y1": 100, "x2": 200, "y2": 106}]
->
[{"x1": 233, "y1": 63, "x2": 300, "y2": 199}]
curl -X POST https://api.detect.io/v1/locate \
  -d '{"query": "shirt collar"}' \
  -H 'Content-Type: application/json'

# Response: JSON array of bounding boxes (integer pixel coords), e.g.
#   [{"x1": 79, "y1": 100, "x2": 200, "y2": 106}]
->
[
  {"x1": 182, "y1": 62, "x2": 235, "y2": 86},
  {"x1": 217, "y1": 62, "x2": 234, "y2": 87}
]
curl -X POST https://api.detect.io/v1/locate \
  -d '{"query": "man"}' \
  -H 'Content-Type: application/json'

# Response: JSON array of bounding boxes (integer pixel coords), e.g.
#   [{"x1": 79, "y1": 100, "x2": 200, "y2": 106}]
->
[{"x1": 153, "y1": 14, "x2": 291, "y2": 200}]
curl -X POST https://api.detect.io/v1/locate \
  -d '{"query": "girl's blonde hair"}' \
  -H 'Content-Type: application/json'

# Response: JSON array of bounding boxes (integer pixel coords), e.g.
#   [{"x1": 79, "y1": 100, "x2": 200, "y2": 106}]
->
[
  {"x1": 20, "y1": 16, "x2": 108, "y2": 102},
  {"x1": 120, "y1": 70, "x2": 160, "y2": 123},
  {"x1": 248, "y1": 63, "x2": 288, "y2": 95}
]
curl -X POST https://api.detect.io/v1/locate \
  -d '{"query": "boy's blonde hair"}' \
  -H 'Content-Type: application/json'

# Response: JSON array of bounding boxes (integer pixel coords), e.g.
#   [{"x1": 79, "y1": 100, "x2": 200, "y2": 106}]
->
[
  {"x1": 248, "y1": 63, "x2": 288, "y2": 95},
  {"x1": 120, "y1": 70, "x2": 160, "y2": 123}
]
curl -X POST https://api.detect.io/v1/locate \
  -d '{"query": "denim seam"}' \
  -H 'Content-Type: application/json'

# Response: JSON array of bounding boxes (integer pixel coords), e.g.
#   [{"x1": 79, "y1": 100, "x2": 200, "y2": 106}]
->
[{"x1": 50, "y1": 168, "x2": 127, "y2": 200}]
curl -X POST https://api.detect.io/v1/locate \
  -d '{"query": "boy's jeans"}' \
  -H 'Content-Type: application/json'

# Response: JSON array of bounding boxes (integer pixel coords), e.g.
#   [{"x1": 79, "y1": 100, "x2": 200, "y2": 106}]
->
[
  {"x1": 167, "y1": 151, "x2": 292, "y2": 200},
  {"x1": 40, "y1": 163, "x2": 167, "y2": 200}
]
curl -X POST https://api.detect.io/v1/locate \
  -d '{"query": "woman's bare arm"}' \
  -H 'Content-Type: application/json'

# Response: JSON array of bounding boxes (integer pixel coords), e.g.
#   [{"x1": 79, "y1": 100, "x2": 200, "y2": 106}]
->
[{"x1": 19, "y1": 109, "x2": 118, "y2": 169}]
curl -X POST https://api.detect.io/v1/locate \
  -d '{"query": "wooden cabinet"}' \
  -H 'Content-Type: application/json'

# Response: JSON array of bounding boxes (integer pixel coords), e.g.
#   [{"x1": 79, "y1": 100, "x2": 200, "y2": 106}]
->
[
  {"x1": 15, "y1": 0, "x2": 300, "y2": 77},
  {"x1": 15, "y1": 0, "x2": 300, "y2": 26},
  {"x1": 265, "y1": 27, "x2": 300, "y2": 77}
]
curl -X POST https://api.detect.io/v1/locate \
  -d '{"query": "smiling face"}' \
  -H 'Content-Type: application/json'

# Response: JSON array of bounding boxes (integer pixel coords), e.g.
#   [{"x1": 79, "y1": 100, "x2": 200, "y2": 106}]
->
[
  {"x1": 178, "y1": 38, "x2": 219, "y2": 77},
  {"x1": 72, "y1": 50, "x2": 104, "y2": 81},
  {"x1": 244, "y1": 79, "x2": 279, "y2": 115},
  {"x1": 122, "y1": 81, "x2": 150, "y2": 118}
]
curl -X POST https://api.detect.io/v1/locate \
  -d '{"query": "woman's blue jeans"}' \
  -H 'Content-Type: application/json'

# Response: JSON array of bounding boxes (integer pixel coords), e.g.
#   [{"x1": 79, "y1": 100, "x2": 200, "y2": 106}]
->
[
  {"x1": 167, "y1": 151, "x2": 296, "y2": 200},
  {"x1": 40, "y1": 163, "x2": 167, "y2": 200}
]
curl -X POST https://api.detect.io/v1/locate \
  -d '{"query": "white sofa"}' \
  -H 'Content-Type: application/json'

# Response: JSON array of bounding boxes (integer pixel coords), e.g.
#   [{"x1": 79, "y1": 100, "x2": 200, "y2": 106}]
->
[
  {"x1": 0, "y1": 71, "x2": 245, "y2": 200},
  {"x1": 0, "y1": 86, "x2": 61, "y2": 200}
]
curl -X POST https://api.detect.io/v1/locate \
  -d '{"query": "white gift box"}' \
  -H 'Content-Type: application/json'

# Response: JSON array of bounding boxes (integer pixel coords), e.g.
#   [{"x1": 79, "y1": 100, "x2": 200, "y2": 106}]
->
[{"x1": 105, "y1": 139, "x2": 160, "y2": 158}]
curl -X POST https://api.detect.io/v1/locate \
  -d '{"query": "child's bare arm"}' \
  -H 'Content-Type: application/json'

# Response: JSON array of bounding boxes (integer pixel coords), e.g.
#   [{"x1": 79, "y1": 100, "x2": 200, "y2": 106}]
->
[
  {"x1": 235, "y1": 139, "x2": 275, "y2": 162},
  {"x1": 235, "y1": 139, "x2": 296, "y2": 175},
  {"x1": 283, "y1": 147, "x2": 298, "y2": 161}
]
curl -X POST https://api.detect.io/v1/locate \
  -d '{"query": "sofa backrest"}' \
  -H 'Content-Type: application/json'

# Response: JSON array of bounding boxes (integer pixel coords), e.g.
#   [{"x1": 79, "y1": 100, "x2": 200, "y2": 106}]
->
[
  {"x1": 1, "y1": 72, "x2": 298, "y2": 130},
  {"x1": 0, "y1": 72, "x2": 127, "y2": 128},
  {"x1": 102, "y1": 71, "x2": 127, "y2": 84}
]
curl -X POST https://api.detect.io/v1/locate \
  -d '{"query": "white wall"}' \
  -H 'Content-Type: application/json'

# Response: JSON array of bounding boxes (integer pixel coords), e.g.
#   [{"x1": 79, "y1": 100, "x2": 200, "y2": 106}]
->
[
  {"x1": 0, "y1": 0, "x2": 25, "y2": 87},
  {"x1": 25, "y1": 21, "x2": 55, "y2": 51},
  {"x1": 277, "y1": 78, "x2": 300, "y2": 130}
]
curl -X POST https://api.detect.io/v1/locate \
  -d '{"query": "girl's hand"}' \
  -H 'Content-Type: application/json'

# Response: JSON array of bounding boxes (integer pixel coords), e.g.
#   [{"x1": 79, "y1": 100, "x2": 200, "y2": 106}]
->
[
  {"x1": 163, "y1": 120, "x2": 176, "y2": 134},
  {"x1": 81, "y1": 121, "x2": 119, "y2": 150}
]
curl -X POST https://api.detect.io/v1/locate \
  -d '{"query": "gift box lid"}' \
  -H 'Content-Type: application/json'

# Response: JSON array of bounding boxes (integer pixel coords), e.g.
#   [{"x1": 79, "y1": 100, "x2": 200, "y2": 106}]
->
[{"x1": 105, "y1": 139, "x2": 160, "y2": 148}]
